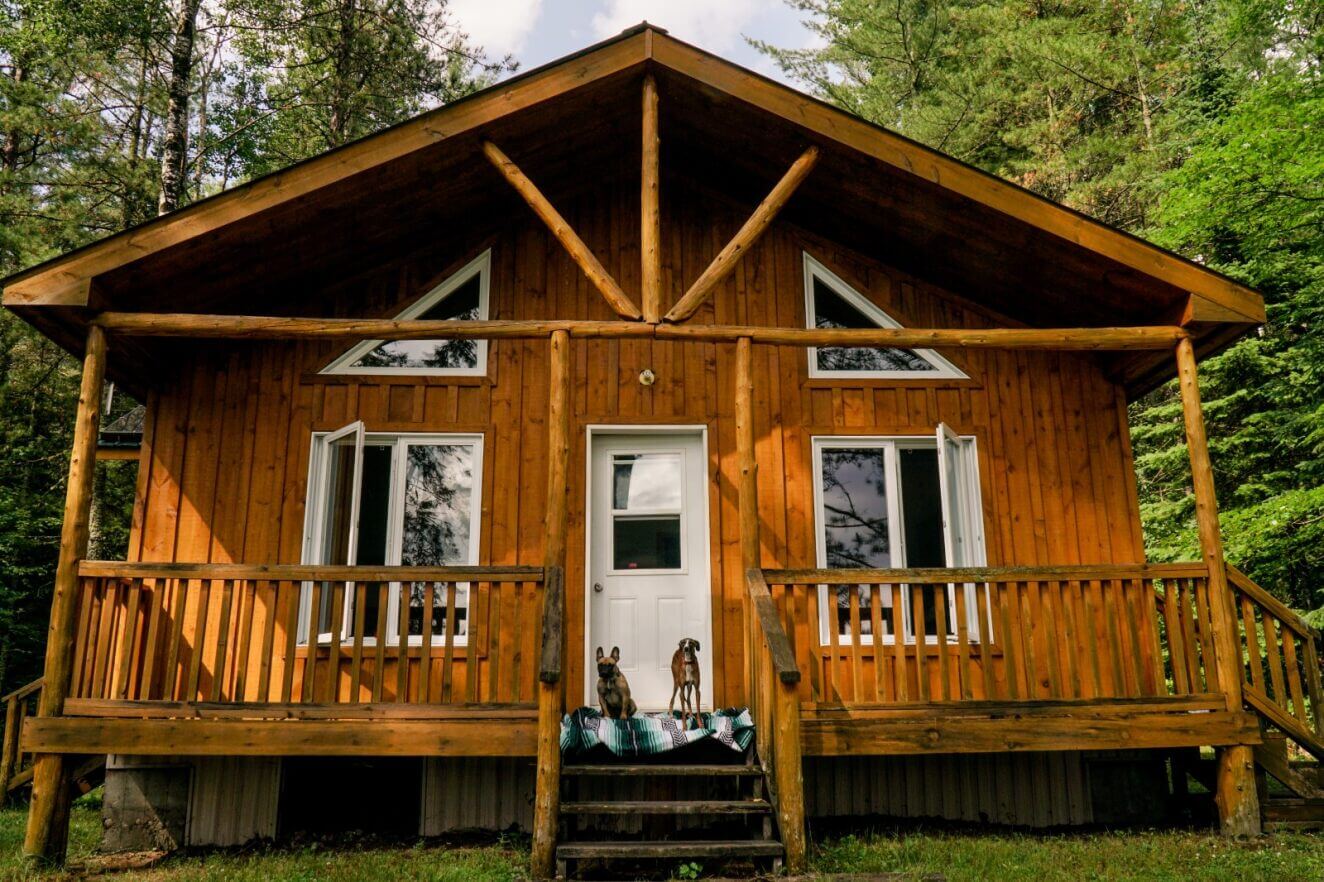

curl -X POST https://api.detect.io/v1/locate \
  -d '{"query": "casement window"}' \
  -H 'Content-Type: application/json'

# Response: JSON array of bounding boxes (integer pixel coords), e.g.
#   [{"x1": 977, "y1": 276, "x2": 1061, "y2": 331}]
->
[
  {"x1": 321, "y1": 250, "x2": 491, "y2": 376},
  {"x1": 812, "y1": 429, "x2": 985, "y2": 644},
  {"x1": 301, "y1": 425, "x2": 483, "y2": 645},
  {"x1": 803, "y1": 254, "x2": 965, "y2": 380}
]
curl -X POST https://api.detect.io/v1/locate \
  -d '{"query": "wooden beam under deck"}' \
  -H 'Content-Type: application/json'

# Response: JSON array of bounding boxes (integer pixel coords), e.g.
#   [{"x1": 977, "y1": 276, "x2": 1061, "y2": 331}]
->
[
  {"x1": 23, "y1": 715, "x2": 538, "y2": 757},
  {"x1": 800, "y1": 698, "x2": 1261, "y2": 757}
]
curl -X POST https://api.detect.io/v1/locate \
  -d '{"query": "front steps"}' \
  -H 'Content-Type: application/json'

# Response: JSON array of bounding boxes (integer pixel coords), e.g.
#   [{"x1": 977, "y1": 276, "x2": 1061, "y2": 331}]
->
[{"x1": 555, "y1": 759, "x2": 784, "y2": 879}]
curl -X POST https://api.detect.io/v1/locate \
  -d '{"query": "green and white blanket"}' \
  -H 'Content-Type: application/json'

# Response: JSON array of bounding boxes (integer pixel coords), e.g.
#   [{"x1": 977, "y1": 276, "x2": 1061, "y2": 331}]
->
[{"x1": 560, "y1": 707, "x2": 755, "y2": 758}]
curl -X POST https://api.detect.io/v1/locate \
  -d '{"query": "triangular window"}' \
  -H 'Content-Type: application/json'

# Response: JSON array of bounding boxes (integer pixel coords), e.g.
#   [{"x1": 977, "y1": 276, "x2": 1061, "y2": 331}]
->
[
  {"x1": 322, "y1": 250, "x2": 490, "y2": 375},
  {"x1": 803, "y1": 254, "x2": 965, "y2": 379}
]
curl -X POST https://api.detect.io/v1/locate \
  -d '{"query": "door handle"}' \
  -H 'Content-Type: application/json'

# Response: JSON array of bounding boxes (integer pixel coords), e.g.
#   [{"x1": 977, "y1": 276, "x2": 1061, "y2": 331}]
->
[{"x1": 593, "y1": 582, "x2": 604, "y2": 593}]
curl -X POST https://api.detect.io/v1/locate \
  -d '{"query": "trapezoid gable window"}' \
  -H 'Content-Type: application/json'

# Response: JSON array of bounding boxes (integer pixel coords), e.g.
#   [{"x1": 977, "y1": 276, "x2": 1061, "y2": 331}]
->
[
  {"x1": 803, "y1": 253, "x2": 966, "y2": 380},
  {"x1": 321, "y1": 250, "x2": 491, "y2": 376}
]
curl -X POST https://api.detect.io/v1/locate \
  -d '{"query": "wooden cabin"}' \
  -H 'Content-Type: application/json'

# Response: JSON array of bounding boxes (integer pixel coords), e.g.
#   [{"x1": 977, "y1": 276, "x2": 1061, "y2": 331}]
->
[{"x1": 4, "y1": 24, "x2": 1321, "y2": 877}]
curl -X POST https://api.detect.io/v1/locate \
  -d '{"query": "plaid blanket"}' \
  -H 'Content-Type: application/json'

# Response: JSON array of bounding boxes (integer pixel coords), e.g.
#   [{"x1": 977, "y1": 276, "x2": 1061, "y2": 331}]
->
[{"x1": 560, "y1": 707, "x2": 755, "y2": 758}]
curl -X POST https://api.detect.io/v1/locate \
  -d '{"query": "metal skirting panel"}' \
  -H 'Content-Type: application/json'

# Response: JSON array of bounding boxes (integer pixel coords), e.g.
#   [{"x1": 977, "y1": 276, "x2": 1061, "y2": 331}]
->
[
  {"x1": 187, "y1": 757, "x2": 281, "y2": 846},
  {"x1": 420, "y1": 757, "x2": 536, "y2": 835},
  {"x1": 804, "y1": 753, "x2": 1095, "y2": 827}
]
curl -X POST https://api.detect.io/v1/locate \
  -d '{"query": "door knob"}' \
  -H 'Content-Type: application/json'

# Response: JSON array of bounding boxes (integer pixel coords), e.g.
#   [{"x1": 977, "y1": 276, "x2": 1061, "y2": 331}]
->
[{"x1": 593, "y1": 582, "x2": 604, "y2": 593}]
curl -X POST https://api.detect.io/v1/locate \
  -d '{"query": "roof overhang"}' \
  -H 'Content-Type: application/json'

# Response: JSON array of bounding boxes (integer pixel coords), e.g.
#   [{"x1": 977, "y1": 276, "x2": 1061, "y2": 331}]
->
[{"x1": 2, "y1": 24, "x2": 1264, "y2": 398}]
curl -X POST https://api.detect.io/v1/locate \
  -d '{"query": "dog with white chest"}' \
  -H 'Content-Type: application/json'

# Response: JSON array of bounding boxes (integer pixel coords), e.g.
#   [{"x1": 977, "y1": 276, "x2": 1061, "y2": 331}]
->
[{"x1": 668, "y1": 637, "x2": 702, "y2": 727}]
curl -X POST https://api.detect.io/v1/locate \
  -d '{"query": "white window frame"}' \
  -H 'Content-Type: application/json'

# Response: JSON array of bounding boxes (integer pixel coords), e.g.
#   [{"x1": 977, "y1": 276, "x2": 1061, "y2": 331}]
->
[
  {"x1": 606, "y1": 448, "x2": 690, "y2": 577},
  {"x1": 321, "y1": 250, "x2": 491, "y2": 376},
  {"x1": 299, "y1": 431, "x2": 484, "y2": 647},
  {"x1": 811, "y1": 432, "x2": 986, "y2": 645},
  {"x1": 803, "y1": 253, "x2": 967, "y2": 380}
]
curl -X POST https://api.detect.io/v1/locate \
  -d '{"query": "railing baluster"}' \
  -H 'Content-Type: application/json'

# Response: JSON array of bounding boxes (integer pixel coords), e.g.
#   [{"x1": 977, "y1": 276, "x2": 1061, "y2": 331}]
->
[
  {"x1": 186, "y1": 579, "x2": 213, "y2": 702},
  {"x1": 911, "y1": 584, "x2": 929, "y2": 701},
  {"x1": 420, "y1": 583, "x2": 436, "y2": 703},
  {"x1": 472, "y1": 578, "x2": 491, "y2": 704},
  {"x1": 325, "y1": 581, "x2": 345, "y2": 703},
  {"x1": 1016, "y1": 581, "x2": 1041, "y2": 699},
  {"x1": 868, "y1": 586, "x2": 886, "y2": 702},
  {"x1": 372, "y1": 583, "x2": 389, "y2": 703},
  {"x1": 233, "y1": 579, "x2": 256, "y2": 702},
  {"x1": 257, "y1": 580, "x2": 278, "y2": 703},
  {"x1": 889, "y1": 584, "x2": 907, "y2": 702},
  {"x1": 71, "y1": 578, "x2": 94, "y2": 699},
  {"x1": 211, "y1": 579, "x2": 235, "y2": 702},
  {"x1": 933, "y1": 585, "x2": 950, "y2": 701},
  {"x1": 848, "y1": 587, "x2": 863, "y2": 703},
  {"x1": 824, "y1": 585, "x2": 841, "y2": 703},
  {"x1": 1239, "y1": 594, "x2": 1264, "y2": 695},
  {"x1": 1282, "y1": 631, "x2": 1307, "y2": 725},
  {"x1": 997, "y1": 581, "x2": 1021, "y2": 700},
  {"x1": 441, "y1": 581, "x2": 459, "y2": 703},
  {"x1": 953, "y1": 582, "x2": 973, "y2": 701},
  {"x1": 303, "y1": 582, "x2": 321, "y2": 703},
  {"x1": 349, "y1": 582, "x2": 368, "y2": 702},
  {"x1": 1138, "y1": 577, "x2": 1165, "y2": 696},
  {"x1": 1164, "y1": 580, "x2": 1190, "y2": 694},
  {"x1": 1303, "y1": 634, "x2": 1324, "y2": 735},
  {"x1": 1263, "y1": 610, "x2": 1287, "y2": 708},
  {"x1": 1193, "y1": 577, "x2": 1220, "y2": 692},
  {"x1": 281, "y1": 580, "x2": 300, "y2": 703},
  {"x1": 975, "y1": 583, "x2": 996, "y2": 700},
  {"x1": 113, "y1": 577, "x2": 142, "y2": 700},
  {"x1": 396, "y1": 582, "x2": 410, "y2": 702}
]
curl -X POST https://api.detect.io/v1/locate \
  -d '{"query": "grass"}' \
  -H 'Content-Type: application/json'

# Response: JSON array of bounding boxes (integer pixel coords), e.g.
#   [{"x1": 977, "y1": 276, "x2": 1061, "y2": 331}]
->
[{"x1": 0, "y1": 804, "x2": 1320, "y2": 881}]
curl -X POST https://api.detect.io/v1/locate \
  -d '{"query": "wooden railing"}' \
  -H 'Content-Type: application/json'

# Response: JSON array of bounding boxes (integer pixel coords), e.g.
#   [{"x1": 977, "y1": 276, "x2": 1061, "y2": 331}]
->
[
  {"x1": 0, "y1": 678, "x2": 43, "y2": 804},
  {"x1": 745, "y1": 569, "x2": 805, "y2": 873},
  {"x1": 1230, "y1": 564, "x2": 1324, "y2": 759},
  {"x1": 760, "y1": 563, "x2": 1218, "y2": 706},
  {"x1": 68, "y1": 561, "x2": 545, "y2": 709}
]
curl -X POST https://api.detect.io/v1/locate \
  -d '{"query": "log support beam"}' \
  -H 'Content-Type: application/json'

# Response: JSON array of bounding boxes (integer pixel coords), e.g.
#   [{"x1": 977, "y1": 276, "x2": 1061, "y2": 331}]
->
[
  {"x1": 532, "y1": 329, "x2": 571, "y2": 879},
  {"x1": 641, "y1": 73, "x2": 662, "y2": 322},
  {"x1": 1175, "y1": 335, "x2": 1260, "y2": 836},
  {"x1": 664, "y1": 146, "x2": 819, "y2": 323},
  {"x1": 482, "y1": 141, "x2": 642, "y2": 321},
  {"x1": 89, "y1": 312, "x2": 1191, "y2": 351},
  {"x1": 24, "y1": 326, "x2": 107, "y2": 865}
]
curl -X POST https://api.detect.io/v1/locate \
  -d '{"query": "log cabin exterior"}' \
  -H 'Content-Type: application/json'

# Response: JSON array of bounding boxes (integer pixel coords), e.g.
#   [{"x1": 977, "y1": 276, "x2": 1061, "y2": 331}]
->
[{"x1": 3, "y1": 24, "x2": 1321, "y2": 875}]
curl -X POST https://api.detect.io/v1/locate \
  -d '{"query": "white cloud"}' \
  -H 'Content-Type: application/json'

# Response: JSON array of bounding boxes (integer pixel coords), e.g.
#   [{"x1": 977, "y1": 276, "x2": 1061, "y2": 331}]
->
[
  {"x1": 449, "y1": 0, "x2": 546, "y2": 58},
  {"x1": 591, "y1": 0, "x2": 762, "y2": 53}
]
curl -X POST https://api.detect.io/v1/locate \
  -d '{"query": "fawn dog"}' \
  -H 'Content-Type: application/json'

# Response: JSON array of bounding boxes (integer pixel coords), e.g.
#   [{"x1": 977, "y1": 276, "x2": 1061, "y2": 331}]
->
[
  {"x1": 595, "y1": 646, "x2": 637, "y2": 720},
  {"x1": 669, "y1": 638, "x2": 702, "y2": 727}
]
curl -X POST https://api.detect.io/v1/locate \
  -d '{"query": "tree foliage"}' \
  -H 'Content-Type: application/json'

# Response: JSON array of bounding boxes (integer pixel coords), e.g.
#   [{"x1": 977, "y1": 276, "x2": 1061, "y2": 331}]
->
[
  {"x1": 759, "y1": 0, "x2": 1322, "y2": 614},
  {"x1": 0, "y1": 0, "x2": 506, "y2": 691}
]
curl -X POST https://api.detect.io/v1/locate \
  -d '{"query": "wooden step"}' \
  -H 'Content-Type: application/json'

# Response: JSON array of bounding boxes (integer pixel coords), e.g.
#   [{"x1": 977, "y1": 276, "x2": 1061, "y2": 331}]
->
[
  {"x1": 561, "y1": 799, "x2": 771, "y2": 815},
  {"x1": 561, "y1": 764, "x2": 761, "y2": 777},
  {"x1": 555, "y1": 839, "x2": 783, "y2": 860}
]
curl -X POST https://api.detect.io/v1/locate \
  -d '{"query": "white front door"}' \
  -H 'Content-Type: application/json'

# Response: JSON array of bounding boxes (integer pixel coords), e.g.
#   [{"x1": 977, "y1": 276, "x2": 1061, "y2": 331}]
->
[{"x1": 588, "y1": 430, "x2": 712, "y2": 711}]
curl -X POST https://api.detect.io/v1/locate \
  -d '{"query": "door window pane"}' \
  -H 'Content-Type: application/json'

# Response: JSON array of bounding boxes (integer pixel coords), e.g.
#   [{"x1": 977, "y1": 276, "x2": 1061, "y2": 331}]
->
[
  {"x1": 613, "y1": 515, "x2": 682, "y2": 570},
  {"x1": 612, "y1": 453, "x2": 682, "y2": 510},
  {"x1": 820, "y1": 446, "x2": 893, "y2": 639},
  {"x1": 353, "y1": 444, "x2": 393, "y2": 633}
]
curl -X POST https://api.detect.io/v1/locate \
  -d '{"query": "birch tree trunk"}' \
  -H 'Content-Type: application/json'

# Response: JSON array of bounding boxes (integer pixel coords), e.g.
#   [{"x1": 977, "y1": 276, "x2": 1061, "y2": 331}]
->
[{"x1": 158, "y1": 0, "x2": 204, "y2": 214}]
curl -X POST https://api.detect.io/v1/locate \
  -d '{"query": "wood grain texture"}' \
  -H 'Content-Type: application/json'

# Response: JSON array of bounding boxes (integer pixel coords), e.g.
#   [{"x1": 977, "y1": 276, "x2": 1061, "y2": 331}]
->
[{"x1": 121, "y1": 174, "x2": 1147, "y2": 712}]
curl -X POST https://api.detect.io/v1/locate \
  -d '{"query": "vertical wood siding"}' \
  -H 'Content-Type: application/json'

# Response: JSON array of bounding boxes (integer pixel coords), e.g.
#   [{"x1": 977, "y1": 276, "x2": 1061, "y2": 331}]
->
[{"x1": 127, "y1": 175, "x2": 1145, "y2": 709}]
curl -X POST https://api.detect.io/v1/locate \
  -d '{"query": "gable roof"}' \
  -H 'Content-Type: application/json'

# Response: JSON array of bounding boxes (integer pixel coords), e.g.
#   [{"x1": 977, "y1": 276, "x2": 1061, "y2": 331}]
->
[{"x1": 2, "y1": 23, "x2": 1263, "y2": 396}]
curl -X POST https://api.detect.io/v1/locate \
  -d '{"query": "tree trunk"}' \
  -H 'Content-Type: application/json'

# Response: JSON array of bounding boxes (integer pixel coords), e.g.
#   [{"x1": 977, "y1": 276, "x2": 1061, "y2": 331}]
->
[
  {"x1": 157, "y1": 0, "x2": 204, "y2": 215},
  {"x1": 327, "y1": 0, "x2": 359, "y2": 147}
]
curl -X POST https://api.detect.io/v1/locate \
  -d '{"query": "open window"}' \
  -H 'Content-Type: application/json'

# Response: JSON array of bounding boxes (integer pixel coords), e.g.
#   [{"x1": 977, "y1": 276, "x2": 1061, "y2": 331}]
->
[
  {"x1": 301, "y1": 431, "x2": 483, "y2": 645},
  {"x1": 321, "y1": 250, "x2": 491, "y2": 376},
  {"x1": 812, "y1": 432, "x2": 985, "y2": 644},
  {"x1": 803, "y1": 254, "x2": 966, "y2": 380}
]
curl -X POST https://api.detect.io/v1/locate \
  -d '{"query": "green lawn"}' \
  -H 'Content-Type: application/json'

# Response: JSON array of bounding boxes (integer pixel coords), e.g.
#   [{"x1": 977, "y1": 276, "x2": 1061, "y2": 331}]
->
[{"x1": 1, "y1": 804, "x2": 1320, "y2": 881}]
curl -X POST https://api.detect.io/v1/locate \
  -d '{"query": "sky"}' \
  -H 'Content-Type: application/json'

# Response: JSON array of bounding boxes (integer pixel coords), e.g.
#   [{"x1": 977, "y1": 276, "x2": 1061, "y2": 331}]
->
[{"x1": 446, "y1": 0, "x2": 822, "y2": 84}]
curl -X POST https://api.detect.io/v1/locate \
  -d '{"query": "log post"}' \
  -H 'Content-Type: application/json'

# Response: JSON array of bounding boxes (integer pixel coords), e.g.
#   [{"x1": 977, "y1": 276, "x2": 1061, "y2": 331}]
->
[
  {"x1": 641, "y1": 73, "x2": 661, "y2": 323},
  {"x1": 25, "y1": 325, "x2": 107, "y2": 864},
  {"x1": 531, "y1": 329, "x2": 571, "y2": 879},
  {"x1": 1175, "y1": 336, "x2": 1260, "y2": 835},
  {"x1": 773, "y1": 680, "x2": 807, "y2": 873}
]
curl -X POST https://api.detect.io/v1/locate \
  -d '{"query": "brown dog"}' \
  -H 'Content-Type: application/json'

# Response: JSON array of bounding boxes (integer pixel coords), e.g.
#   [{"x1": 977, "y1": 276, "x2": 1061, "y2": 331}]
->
[
  {"x1": 595, "y1": 646, "x2": 636, "y2": 720},
  {"x1": 669, "y1": 638, "x2": 702, "y2": 727}
]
